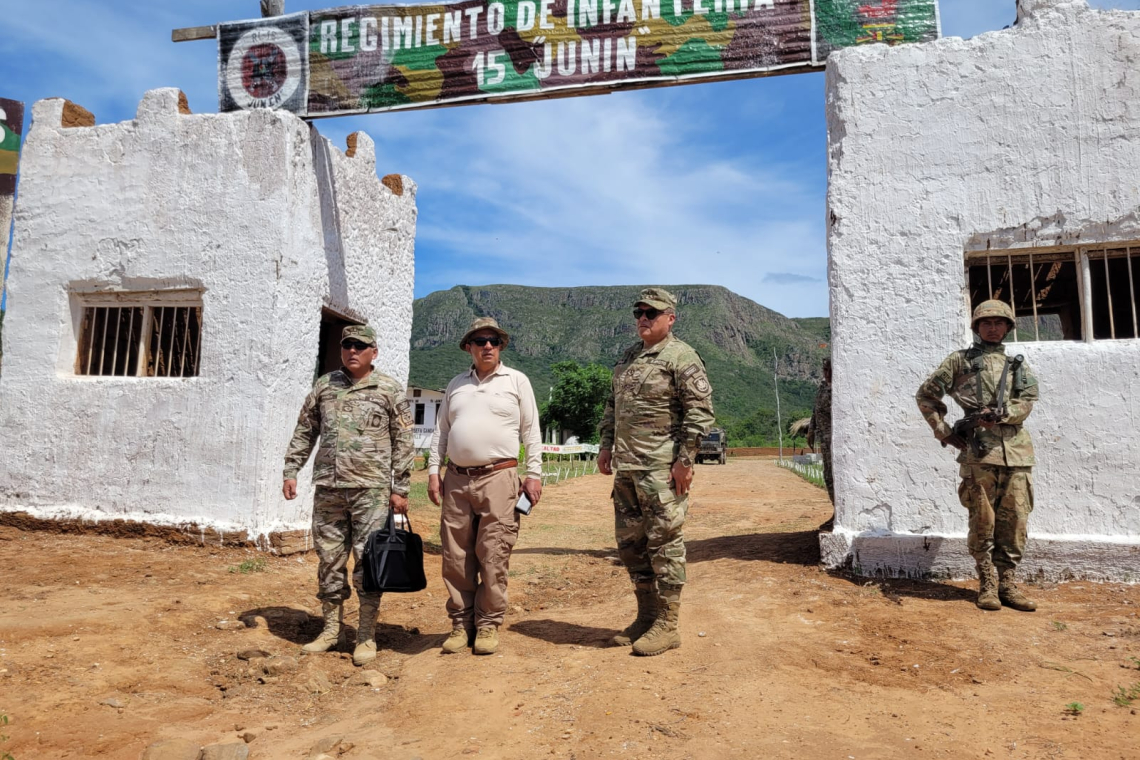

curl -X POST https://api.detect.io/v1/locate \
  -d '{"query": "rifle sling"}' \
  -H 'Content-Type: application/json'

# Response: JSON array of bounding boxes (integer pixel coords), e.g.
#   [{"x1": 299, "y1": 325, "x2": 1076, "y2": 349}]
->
[{"x1": 993, "y1": 356, "x2": 1012, "y2": 416}]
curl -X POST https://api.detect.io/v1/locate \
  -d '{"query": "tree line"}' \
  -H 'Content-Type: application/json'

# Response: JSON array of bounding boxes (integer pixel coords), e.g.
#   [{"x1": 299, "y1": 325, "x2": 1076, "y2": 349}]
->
[{"x1": 539, "y1": 360, "x2": 815, "y2": 448}]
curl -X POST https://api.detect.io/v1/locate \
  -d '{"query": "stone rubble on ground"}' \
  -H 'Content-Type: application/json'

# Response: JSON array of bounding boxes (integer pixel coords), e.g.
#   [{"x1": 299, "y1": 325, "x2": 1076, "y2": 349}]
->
[
  {"x1": 261, "y1": 656, "x2": 298, "y2": 677},
  {"x1": 309, "y1": 735, "x2": 344, "y2": 758},
  {"x1": 199, "y1": 742, "x2": 250, "y2": 760},
  {"x1": 140, "y1": 738, "x2": 201, "y2": 760},
  {"x1": 239, "y1": 728, "x2": 262, "y2": 743},
  {"x1": 215, "y1": 620, "x2": 246, "y2": 631},
  {"x1": 304, "y1": 668, "x2": 334, "y2": 694},
  {"x1": 361, "y1": 671, "x2": 388, "y2": 688}
]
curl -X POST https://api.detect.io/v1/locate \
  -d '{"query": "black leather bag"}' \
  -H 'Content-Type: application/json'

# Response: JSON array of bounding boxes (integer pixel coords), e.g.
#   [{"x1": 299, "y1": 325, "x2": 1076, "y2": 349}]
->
[{"x1": 362, "y1": 512, "x2": 427, "y2": 594}]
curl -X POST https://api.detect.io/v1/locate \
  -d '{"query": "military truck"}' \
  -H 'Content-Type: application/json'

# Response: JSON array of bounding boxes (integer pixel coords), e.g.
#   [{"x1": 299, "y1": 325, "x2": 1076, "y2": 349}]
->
[{"x1": 696, "y1": 428, "x2": 727, "y2": 465}]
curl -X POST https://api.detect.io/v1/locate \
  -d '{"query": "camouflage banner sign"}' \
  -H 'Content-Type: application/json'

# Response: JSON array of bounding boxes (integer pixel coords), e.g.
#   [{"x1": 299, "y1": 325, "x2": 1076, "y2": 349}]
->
[
  {"x1": 0, "y1": 99, "x2": 23, "y2": 198},
  {"x1": 218, "y1": 0, "x2": 938, "y2": 116},
  {"x1": 1, "y1": 98, "x2": 25, "y2": 276}
]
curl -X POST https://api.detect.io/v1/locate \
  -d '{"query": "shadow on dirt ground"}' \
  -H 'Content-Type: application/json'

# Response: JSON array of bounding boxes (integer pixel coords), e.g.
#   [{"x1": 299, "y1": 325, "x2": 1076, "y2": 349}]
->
[
  {"x1": 826, "y1": 574, "x2": 979, "y2": 604},
  {"x1": 240, "y1": 606, "x2": 321, "y2": 644},
  {"x1": 687, "y1": 529, "x2": 821, "y2": 565},
  {"x1": 239, "y1": 607, "x2": 442, "y2": 654},
  {"x1": 509, "y1": 618, "x2": 617, "y2": 648}
]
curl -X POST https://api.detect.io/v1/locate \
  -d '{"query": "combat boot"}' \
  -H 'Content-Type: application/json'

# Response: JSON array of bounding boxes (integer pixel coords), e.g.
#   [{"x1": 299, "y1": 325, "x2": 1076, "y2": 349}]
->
[
  {"x1": 441, "y1": 626, "x2": 475, "y2": 654},
  {"x1": 998, "y1": 568, "x2": 1037, "y2": 612},
  {"x1": 302, "y1": 601, "x2": 343, "y2": 653},
  {"x1": 353, "y1": 595, "x2": 381, "y2": 665},
  {"x1": 612, "y1": 583, "x2": 657, "y2": 646},
  {"x1": 633, "y1": 586, "x2": 681, "y2": 657},
  {"x1": 976, "y1": 562, "x2": 1001, "y2": 611},
  {"x1": 473, "y1": 626, "x2": 499, "y2": 655}
]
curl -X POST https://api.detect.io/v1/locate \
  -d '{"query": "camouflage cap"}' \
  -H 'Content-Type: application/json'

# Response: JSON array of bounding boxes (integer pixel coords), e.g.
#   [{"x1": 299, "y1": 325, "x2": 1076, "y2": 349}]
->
[
  {"x1": 971, "y1": 300, "x2": 1016, "y2": 331},
  {"x1": 459, "y1": 316, "x2": 510, "y2": 349},
  {"x1": 341, "y1": 324, "x2": 377, "y2": 348},
  {"x1": 634, "y1": 287, "x2": 677, "y2": 311}
]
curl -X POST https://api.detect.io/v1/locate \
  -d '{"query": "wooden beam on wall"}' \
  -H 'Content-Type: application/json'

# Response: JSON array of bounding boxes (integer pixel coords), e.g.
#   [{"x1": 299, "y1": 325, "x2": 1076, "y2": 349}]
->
[{"x1": 171, "y1": 25, "x2": 216, "y2": 43}]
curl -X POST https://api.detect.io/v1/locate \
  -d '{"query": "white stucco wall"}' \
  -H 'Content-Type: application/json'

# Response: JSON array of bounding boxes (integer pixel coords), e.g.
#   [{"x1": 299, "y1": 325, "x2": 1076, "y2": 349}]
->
[
  {"x1": 0, "y1": 89, "x2": 416, "y2": 543},
  {"x1": 823, "y1": 0, "x2": 1140, "y2": 580}
]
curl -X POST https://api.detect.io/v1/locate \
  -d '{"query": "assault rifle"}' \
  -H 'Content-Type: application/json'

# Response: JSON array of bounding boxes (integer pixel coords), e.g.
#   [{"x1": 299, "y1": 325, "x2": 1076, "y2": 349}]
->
[{"x1": 942, "y1": 354, "x2": 1024, "y2": 453}]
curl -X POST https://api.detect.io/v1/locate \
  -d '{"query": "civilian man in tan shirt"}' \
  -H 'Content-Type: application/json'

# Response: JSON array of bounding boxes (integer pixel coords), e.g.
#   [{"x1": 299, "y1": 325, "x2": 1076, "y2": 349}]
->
[{"x1": 428, "y1": 317, "x2": 543, "y2": 655}]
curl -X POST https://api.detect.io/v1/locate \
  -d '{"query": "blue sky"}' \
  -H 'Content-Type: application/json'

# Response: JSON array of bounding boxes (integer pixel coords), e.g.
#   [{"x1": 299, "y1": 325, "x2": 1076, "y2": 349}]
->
[{"x1": 4, "y1": 0, "x2": 1139, "y2": 317}]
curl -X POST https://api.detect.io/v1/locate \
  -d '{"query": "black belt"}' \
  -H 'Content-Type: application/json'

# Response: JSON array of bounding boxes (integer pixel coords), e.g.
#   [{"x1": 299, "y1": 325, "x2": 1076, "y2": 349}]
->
[{"x1": 448, "y1": 459, "x2": 518, "y2": 478}]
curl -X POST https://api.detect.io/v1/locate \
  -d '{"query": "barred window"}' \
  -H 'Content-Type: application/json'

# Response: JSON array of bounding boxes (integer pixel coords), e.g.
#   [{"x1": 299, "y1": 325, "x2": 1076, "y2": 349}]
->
[
  {"x1": 75, "y1": 292, "x2": 202, "y2": 377},
  {"x1": 966, "y1": 244, "x2": 1140, "y2": 342}
]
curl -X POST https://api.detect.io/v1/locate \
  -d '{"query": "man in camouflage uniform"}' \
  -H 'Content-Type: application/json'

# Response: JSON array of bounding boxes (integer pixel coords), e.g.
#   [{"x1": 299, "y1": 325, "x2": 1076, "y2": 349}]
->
[
  {"x1": 808, "y1": 357, "x2": 835, "y2": 520},
  {"x1": 283, "y1": 325, "x2": 415, "y2": 664},
  {"x1": 598, "y1": 287, "x2": 715, "y2": 656},
  {"x1": 916, "y1": 300, "x2": 1039, "y2": 612}
]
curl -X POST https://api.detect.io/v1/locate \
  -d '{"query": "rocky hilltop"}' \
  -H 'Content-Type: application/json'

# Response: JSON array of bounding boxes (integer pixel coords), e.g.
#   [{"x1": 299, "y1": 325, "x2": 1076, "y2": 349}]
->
[{"x1": 409, "y1": 284, "x2": 830, "y2": 422}]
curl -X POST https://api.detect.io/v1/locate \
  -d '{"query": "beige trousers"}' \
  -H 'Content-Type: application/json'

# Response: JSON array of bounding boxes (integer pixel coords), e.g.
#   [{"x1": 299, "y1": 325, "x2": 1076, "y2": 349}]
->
[{"x1": 440, "y1": 467, "x2": 521, "y2": 628}]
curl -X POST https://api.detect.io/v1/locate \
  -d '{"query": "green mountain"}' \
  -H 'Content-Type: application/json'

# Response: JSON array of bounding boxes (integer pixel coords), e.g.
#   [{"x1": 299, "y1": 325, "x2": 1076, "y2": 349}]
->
[{"x1": 408, "y1": 284, "x2": 830, "y2": 429}]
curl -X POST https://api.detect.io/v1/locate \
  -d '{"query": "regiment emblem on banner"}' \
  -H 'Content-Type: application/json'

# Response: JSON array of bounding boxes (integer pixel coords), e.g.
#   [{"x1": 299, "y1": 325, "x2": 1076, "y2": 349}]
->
[{"x1": 219, "y1": 12, "x2": 309, "y2": 114}]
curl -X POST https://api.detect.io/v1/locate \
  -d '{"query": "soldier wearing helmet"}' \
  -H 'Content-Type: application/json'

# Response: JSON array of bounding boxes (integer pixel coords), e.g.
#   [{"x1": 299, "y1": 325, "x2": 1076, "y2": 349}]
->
[{"x1": 915, "y1": 300, "x2": 1040, "y2": 612}]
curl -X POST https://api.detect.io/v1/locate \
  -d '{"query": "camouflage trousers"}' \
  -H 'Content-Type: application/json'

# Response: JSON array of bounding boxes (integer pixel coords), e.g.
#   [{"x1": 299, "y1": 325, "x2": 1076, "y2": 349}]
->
[
  {"x1": 957, "y1": 464, "x2": 1034, "y2": 571},
  {"x1": 312, "y1": 487, "x2": 389, "y2": 604},
  {"x1": 612, "y1": 469, "x2": 688, "y2": 588}
]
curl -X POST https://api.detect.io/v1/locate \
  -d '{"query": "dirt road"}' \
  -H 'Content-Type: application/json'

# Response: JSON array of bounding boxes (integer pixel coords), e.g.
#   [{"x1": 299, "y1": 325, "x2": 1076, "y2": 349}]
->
[{"x1": 2, "y1": 459, "x2": 1138, "y2": 759}]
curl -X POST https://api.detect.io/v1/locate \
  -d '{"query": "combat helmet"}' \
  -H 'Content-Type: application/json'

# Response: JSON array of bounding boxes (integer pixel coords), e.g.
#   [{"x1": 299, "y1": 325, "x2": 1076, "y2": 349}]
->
[{"x1": 971, "y1": 300, "x2": 1016, "y2": 332}]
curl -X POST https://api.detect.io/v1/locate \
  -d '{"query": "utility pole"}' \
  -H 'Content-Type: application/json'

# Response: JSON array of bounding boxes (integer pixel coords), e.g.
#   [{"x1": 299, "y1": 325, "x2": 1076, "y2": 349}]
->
[{"x1": 773, "y1": 349, "x2": 784, "y2": 463}]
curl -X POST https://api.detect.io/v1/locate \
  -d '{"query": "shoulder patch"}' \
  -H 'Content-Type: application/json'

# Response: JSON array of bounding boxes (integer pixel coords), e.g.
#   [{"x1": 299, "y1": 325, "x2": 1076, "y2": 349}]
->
[
  {"x1": 694, "y1": 376, "x2": 711, "y2": 395},
  {"x1": 396, "y1": 399, "x2": 415, "y2": 431},
  {"x1": 680, "y1": 364, "x2": 700, "y2": 381}
]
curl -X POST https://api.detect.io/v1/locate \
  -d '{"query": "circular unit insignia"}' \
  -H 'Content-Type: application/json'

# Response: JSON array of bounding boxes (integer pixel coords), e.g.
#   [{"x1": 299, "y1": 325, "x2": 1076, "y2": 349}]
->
[{"x1": 225, "y1": 26, "x2": 302, "y2": 110}]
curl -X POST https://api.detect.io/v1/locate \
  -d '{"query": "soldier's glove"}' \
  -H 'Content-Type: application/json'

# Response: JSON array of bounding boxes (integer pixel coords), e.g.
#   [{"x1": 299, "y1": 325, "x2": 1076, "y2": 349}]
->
[{"x1": 940, "y1": 433, "x2": 968, "y2": 451}]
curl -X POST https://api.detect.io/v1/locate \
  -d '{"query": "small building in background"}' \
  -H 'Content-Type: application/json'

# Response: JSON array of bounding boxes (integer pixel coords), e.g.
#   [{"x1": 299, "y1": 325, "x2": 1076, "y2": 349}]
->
[
  {"x1": 823, "y1": 0, "x2": 1140, "y2": 580},
  {"x1": 0, "y1": 89, "x2": 416, "y2": 552},
  {"x1": 406, "y1": 385, "x2": 445, "y2": 451}
]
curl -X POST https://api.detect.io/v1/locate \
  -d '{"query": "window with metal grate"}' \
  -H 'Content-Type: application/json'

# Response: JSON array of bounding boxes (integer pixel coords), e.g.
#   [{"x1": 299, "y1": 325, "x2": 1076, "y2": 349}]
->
[
  {"x1": 965, "y1": 244, "x2": 1140, "y2": 342},
  {"x1": 75, "y1": 292, "x2": 202, "y2": 377}
]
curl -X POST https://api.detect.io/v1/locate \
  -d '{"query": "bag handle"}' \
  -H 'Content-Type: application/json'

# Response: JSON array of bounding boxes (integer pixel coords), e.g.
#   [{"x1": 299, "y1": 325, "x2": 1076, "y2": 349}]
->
[
  {"x1": 375, "y1": 508, "x2": 414, "y2": 582},
  {"x1": 384, "y1": 510, "x2": 414, "y2": 544}
]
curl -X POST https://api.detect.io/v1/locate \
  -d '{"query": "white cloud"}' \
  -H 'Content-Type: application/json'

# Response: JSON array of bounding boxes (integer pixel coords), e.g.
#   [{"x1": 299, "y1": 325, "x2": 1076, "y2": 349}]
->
[
  {"x1": 351, "y1": 90, "x2": 828, "y2": 316},
  {"x1": 0, "y1": 1, "x2": 222, "y2": 117}
]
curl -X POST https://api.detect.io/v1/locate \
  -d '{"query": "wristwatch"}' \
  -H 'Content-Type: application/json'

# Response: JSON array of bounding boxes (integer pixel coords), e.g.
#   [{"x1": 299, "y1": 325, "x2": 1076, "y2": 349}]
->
[{"x1": 677, "y1": 451, "x2": 693, "y2": 468}]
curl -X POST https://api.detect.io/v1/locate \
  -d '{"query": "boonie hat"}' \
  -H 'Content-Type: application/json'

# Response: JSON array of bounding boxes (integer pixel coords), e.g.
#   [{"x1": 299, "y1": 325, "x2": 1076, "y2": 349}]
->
[
  {"x1": 634, "y1": 287, "x2": 677, "y2": 311},
  {"x1": 342, "y1": 324, "x2": 377, "y2": 347},
  {"x1": 460, "y1": 316, "x2": 510, "y2": 349}
]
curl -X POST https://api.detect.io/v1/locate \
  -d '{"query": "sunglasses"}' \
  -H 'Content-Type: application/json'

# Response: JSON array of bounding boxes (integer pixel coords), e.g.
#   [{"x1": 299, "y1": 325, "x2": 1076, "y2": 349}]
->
[
  {"x1": 341, "y1": 340, "x2": 372, "y2": 351},
  {"x1": 633, "y1": 307, "x2": 664, "y2": 321},
  {"x1": 469, "y1": 336, "x2": 502, "y2": 347}
]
